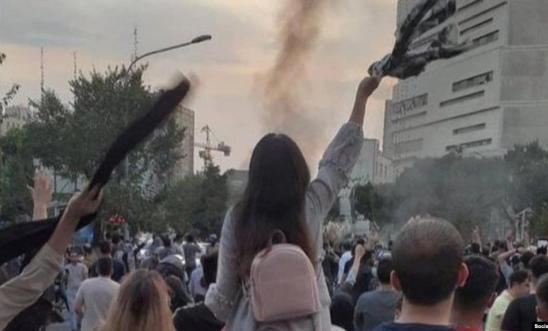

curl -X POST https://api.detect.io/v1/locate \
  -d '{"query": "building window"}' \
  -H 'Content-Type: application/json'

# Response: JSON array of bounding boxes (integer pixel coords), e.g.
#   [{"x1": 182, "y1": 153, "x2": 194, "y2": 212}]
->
[
  {"x1": 471, "y1": 31, "x2": 499, "y2": 48},
  {"x1": 453, "y1": 123, "x2": 486, "y2": 135},
  {"x1": 440, "y1": 91, "x2": 485, "y2": 107},
  {"x1": 459, "y1": 0, "x2": 483, "y2": 13},
  {"x1": 391, "y1": 94, "x2": 428, "y2": 115},
  {"x1": 460, "y1": 2, "x2": 507, "y2": 24},
  {"x1": 452, "y1": 72, "x2": 493, "y2": 92},
  {"x1": 395, "y1": 138, "x2": 423, "y2": 154},
  {"x1": 460, "y1": 18, "x2": 493, "y2": 35},
  {"x1": 446, "y1": 138, "x2": 492, "y2": 152},
  {"x1": 391, "y1": 111, "x2": 427, "y2": 124}
]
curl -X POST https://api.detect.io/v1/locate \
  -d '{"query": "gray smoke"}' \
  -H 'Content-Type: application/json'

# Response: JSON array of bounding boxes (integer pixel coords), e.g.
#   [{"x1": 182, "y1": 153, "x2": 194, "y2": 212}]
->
[{"x1": 262, "y1": 0, "x2": 328, "y2": 162}]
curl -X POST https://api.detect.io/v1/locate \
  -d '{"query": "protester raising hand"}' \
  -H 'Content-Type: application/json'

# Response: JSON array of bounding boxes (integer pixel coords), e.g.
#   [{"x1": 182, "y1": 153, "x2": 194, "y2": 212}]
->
[
  {"x1": 0, "y1": 184, "x2": 103, "y2": 330},
  {"x1": 28, "y1": 169, "x2": 53, "y2": 220}
]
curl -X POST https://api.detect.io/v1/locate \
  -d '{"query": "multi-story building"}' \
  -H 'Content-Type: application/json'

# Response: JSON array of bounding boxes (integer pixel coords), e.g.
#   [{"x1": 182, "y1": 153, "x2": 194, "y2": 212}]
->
[
  {"x1": 384, "y1": 0, "x2": 548, "y2": 174},
  {"x1": 0, "y1": 105, "x2": 31, "y2": 136},
  {"x1": 338, "y1": 138, "x2": 394, "y2": 221},
  {"x1": 173, "y1": 105, "x2": 195, "y2": 180}
]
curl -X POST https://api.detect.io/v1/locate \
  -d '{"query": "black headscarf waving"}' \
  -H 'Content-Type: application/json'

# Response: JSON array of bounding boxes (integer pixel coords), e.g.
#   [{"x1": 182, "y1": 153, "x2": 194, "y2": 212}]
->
[
  {"x1": 369, "y1": 0, "x2": 469, "y2": 79},
  {"x1": 0, "y1": 76, "x2": 191, "y2": 265}
]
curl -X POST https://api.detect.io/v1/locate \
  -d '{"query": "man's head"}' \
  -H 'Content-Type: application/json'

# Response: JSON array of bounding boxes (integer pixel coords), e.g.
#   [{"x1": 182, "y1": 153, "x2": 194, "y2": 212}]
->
[
  {"x1": 536, "y1": 274, "x2": 548, "y2": 321},
  {"x1": 391, "y1": 217, "x2": 468, "y2": 306},
  {"x1": 530, "y1": 255, "x2": 548, "y2": 286},
  {"x1": 454, "y1": 256, "x2": 499, "y2": 313},
  {"x1": 509, "y1": 270, "x2": 531, "y2": 298},
  {"x1": 97, "y1": 257, "x2": 113, "y2": 277},
  {"x1": 69, "y1": 252, "x2": 80, "y2": 264},
  {"x1": 201, "y1": 251, "x2": 218, "y2": 288},
  {"x1": 521, "y1": 251, "x2": 535, "y2": 269},
  {"x1": 111, "y1": 233, "x2": 121, "y2": 245},
  {"x1": 185, "y1": 234, "x2": 194, "y2": 243},
  {"x1": 97, "y1": 240, "x2": 112, "y2": 257},
  {"x1": 377, "y1": 257, "x2": 394, "y2": 285},
  {"x1": 470, "y1": 243, "x2": 481, "y2": 255}
]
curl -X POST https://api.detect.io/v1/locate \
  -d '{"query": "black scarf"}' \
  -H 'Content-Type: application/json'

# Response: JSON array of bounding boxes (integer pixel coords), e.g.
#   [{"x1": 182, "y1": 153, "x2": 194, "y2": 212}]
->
[{"x1": 0, "y1": 78, "x2": 190, "y2": 265}]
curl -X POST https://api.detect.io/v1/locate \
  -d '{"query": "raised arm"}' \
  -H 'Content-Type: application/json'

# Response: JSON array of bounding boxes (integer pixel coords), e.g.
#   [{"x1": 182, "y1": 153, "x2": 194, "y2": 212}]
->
[
  {"x1": 29, "y1": 169, "x2": 53, "y2": 220},
  {"x1": 349, "y1": 77, "x2": 380, "y2": 126},
  {"x1": 307, "y1": 76, "x2": 381, "y2": 222},
  {"x1": 0, "y1": 185, "x2": 103, "y2": 329}
]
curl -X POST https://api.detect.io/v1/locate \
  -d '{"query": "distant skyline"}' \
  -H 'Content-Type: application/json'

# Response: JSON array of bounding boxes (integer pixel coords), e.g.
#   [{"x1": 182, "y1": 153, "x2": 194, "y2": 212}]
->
[{"x1": 0, "y1": 0, "x2": 397, "y2": 171}]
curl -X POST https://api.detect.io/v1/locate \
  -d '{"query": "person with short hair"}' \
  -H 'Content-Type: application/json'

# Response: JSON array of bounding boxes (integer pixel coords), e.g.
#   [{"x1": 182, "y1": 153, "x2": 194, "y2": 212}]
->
[
  {"x1": 74, "y1": 257, "x2": 120, "y2": 331},
  {"x1": 452, "y1": 256, "x2": 499, "y2": 331},
  {"x1": 501, "y1": 255, "x2": 548, "y2": 331},
  {"x1": 354, "y1": 257, "x2": 400, "y2": 331},
  {"x1": 90, "y1": 240, "x2": 126, "y2": 282},
  {"x1": 486, "y1": 270, "x2": 530, "y2": 331},
  {"x1": 183, "y1": 234, "x2": 201, "y2": 276},
  {"x1": 372, "y1": 217, "x2": 469, "y2": 331},
  {"x1": 535, "y1": 274, "x2": 548, "y2": 321},
  {"x1": 65, "y1": 252, "x2": 88, "y2": 331}
]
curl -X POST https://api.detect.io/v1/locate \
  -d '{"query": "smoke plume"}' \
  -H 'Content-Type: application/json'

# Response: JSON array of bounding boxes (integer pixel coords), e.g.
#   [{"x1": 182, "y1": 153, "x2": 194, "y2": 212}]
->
[{"x1": 262, "y1": 0, "x2": 328, "y2": 163}]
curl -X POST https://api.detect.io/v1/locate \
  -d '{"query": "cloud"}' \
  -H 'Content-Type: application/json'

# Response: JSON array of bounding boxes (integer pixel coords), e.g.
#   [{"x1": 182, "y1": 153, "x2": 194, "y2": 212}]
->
[{"x1": 0, "y1": 0, "x2": 398, "y2": 171}]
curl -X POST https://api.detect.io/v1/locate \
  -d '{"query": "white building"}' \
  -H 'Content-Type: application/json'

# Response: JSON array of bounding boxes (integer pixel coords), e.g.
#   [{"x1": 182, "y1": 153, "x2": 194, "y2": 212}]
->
[
  {"x1": 140, "y1": 105, "x2": 195, "y2": 197},
  {"x1": 384, "y1": 0, "x2": 548, "y2": 174},
  {"x1": 172, "y1": 105, "x2": 195, "y2": 180},
  {"x1": 338, "y1": 138, "x2": 394, "y2": 221},
  {"x1": 0, "y1": 105, "x2": 31, "y2": 136}
]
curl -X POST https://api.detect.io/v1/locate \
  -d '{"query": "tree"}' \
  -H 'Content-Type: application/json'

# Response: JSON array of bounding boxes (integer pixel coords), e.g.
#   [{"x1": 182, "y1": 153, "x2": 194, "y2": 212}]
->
[
  {"x1": 361, "y1": 154, "x2": 510, "y2": 240},
  {"x1": 157, "y1": 164, "x2": 228, "y2": 237},
  {"x1": 0, "y1": 52, "x2": 20, "y2": 121},
  {"x1": 28, "y1": 66, "x2": 184, "y2": 180},
  {"x1": 354, "y1": 183, "x2": 383, "y2": 221},
  {"x1": 0, "y1": 128, "x2": 34, "y2": 221},
  {"x1": 25, "y1": 66, "x2": 186, "y2": 233}
]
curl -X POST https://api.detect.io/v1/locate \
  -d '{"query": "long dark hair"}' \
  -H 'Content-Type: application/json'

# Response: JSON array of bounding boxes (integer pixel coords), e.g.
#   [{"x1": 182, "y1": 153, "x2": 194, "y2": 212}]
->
[{"x1": 234, "y1": 133, "x2": 314, "y2": 277}]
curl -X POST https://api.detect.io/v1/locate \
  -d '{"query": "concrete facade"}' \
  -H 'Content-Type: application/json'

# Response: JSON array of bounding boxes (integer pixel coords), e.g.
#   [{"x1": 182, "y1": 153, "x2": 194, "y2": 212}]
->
[
  {"x1": 173, "y1": 105, "x2": 195, "y2": 179},
  {"x1": 384, "y1": 0, "x2": 548, "y2": 174},
  {"x1": 0, "y1": 105, "x2": 31, "y2": 136}
]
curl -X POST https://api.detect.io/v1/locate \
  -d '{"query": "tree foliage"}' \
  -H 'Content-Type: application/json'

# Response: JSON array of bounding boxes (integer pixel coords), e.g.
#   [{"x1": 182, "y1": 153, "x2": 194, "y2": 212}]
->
[
  {"x1": 156, "y1": 164, "x2": 228, "y2": 237},
  {"x1": 0, "y1": 128, "x2": 34, "y2": 221},
  {"x1": 20, "y1": 66, "x2": 186, "y2": 232},
  {"x1": 0, "y1": 52, "x2": 20, "y2": 119},
  {"x1": 353, "y1": 143, "x2": 548, "y2": 239}
]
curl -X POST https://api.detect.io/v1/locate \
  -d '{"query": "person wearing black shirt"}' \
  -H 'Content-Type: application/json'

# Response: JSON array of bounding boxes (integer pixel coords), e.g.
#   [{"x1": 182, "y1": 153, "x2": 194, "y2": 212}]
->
[
  {"x1": 372, "y1": 217, "x2": 469, "y2": 331},
  {"x1": 501, "y1": 255, "x2": 548, "y2": 331},
  {"x1": 173, "y1": 252, "x2": 223, "y2": 331}
]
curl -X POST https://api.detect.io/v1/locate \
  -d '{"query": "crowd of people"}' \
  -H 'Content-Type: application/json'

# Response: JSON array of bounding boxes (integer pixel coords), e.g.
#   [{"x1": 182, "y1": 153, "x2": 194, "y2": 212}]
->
[{"x1": 0, "y1": 75, "x2": 547, "y2": 331}]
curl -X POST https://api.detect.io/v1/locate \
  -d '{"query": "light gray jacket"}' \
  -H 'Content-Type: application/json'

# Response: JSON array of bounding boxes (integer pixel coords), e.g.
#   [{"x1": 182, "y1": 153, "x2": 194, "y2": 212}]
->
[{"x1": 205, "y1": 122, "x2": 364, "y2": 331}]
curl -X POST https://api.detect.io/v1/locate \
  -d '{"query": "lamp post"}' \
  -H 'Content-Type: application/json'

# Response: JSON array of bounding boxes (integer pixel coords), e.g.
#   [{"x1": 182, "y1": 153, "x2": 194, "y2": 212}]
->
[
  {"x1": 122, "y1": 33, "x2": 212, "y2": 176},
  {"x1": 127, "y1": 34, "x2": 212, "y2": 72}
]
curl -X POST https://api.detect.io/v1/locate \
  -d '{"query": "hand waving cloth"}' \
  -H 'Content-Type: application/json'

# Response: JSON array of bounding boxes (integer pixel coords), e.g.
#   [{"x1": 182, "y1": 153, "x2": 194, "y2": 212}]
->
[
  {"x1": 0, "y1": 77, "x2": 191, "y2": 265},
  {"x1": 368, "y1": 0, "x2": 469, "y2": 79}
]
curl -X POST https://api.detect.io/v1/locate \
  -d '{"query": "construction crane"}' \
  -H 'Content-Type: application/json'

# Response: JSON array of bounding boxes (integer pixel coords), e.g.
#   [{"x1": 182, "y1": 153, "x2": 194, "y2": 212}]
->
[{"x1": 195, "y1": 125, "x2": 231, "y2": 168}]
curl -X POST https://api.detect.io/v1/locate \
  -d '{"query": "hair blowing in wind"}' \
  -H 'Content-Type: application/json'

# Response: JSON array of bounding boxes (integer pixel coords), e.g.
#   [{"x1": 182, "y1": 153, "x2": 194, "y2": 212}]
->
[{"x1": 262, "y1": 0, "x2": 328, "y2": 161}]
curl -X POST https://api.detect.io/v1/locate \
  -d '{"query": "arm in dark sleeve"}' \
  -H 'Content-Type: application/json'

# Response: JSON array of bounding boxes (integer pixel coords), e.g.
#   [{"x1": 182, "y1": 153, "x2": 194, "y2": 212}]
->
[{"x1": 501, "y1": 298, "x2": 521, "y2": 331}]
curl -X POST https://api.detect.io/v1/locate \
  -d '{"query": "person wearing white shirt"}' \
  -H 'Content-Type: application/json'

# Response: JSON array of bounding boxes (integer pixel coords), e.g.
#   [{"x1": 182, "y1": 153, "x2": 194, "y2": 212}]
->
[{"x1": 75, "y1": 257, "x2": 120, "y2": 331}]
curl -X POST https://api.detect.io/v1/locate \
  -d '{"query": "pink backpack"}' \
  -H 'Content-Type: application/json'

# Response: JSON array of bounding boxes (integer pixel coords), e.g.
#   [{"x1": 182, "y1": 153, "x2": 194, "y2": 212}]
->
[{"x1": 249, "y1": 231, "x2": 321, "y2": 322}]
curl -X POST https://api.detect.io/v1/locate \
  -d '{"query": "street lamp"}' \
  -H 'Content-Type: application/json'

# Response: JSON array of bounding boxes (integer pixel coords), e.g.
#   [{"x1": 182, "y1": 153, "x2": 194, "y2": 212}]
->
[{"x1": 127, "y1": 34, "x2": 212, "y2": 72}]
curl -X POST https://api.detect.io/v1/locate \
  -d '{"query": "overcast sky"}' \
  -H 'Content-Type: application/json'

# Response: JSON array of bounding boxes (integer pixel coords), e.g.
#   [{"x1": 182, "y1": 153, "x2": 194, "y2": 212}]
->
[{"x1": 0, "y1": 0, "x2": 397, "y2": 171}]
